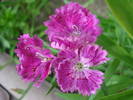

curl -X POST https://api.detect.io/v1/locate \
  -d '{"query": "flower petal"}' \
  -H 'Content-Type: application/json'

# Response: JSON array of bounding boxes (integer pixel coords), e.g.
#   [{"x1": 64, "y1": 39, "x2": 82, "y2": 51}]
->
[
  {"x1": 56, "y1": 60, "x2": 76, "y2": 92},
  {"x1": 76, "y1": 69, "x2": 104, "y2": 95}
]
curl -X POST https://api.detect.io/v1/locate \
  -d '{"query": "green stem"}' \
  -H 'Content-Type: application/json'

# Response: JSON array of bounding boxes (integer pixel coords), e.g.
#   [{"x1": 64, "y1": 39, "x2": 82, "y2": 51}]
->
[
  {"x1": 43, "y1": 42, "x2": 58, "y2": 55},
  {"x1": 46, "y1": 76, "x2": 57, "y2": 95},
  {"x1": 18, "y1": 82, "x2": 33, "y2": 100}
]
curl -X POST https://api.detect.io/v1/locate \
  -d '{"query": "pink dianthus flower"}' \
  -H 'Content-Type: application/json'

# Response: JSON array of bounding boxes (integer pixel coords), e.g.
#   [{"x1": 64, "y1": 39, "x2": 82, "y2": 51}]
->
[
  {"x1": 44, "y1": 2, "x2": 102, "y2": 50},
  {"x1": 53, "y1": 45, "x2": 109, "y2": 95},
  {"x1": 15, "y1": 34, "x2": 54, "y2": 87}
]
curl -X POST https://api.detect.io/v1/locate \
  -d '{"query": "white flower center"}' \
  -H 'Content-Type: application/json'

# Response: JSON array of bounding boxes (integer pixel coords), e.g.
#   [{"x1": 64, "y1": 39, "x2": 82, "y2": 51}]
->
[{"x1": 75, "y1": 62, "x2": 89, "y2": 71}]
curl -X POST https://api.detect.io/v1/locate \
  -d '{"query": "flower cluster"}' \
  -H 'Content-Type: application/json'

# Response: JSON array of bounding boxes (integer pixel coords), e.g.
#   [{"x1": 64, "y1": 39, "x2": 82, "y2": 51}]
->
[{"x1": 15, "y1": 2, "x2": 109, "y2": 96}]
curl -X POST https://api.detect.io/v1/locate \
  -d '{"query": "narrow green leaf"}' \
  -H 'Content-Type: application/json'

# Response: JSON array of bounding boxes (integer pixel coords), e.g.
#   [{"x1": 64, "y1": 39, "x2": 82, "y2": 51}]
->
[
  {"x1": 46, "y1": 85, "x2": 55, "y2": 95},
  {"x1": 108, "y1": 80, "x2": 133, "y2": 94},
  {"x1": 97, "y1": 35, "x2": 133, "y2": 69},
  {"x1": 18, "y1": 83, "x2": 33, "y2": 100},
  {"x1": 99, "y1": 89, "x2": 133, "y2": 100},
  {"x1": 25, "y1": 0, "x2": 35, "y2": 3},
  {"x1": 37, "y1": 0, "x2": 49, "y2": 9},
  {"x1": 94, "y1": 75, "x2": 133, "y2": 99},
  {"x1": 107, "y1": 75, "x2": 133, "y2": 86},
  {"x1": 11, "y1": 88, "x2": 25, "y2": 94},
  {"x1": 56, "y1": 93, "x2": 89, "y2": 100},
  {"x1": 0, "y1": 36, "x2": 10, "y2": 48},
  {"x1": 104, "y1": 59, "x2": 120, "y2": 82},
  {"x1": 95, "y1": 80, "x2": 133, "y2": 100},
  {"x1": 105, "y1": 0, "x2": 133, "y2": 39}
]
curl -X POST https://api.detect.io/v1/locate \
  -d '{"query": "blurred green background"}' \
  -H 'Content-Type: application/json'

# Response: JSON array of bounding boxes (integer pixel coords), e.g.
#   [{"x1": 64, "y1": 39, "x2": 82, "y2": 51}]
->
[{"x1": 0, "y1": 0, "x2": 133, "y2": 100}]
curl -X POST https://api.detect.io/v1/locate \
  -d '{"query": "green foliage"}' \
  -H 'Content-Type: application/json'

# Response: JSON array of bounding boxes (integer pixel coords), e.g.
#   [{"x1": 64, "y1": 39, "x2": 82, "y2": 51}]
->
[
  {"x1": 104, "y1": 59, "x2": 120, "y2": 82},
  {"x1": 94, "y1": 0, "x2": 133, "y2": 99},
  {"x1": 0, "y1": 0, "x2": 50, "y2": 56},
  {"x1": 105, "y1": 0, "x2": 133, "y2": 39},
  {"x1": 97, "y1": 35, "x2": 133, "y2": 69}
]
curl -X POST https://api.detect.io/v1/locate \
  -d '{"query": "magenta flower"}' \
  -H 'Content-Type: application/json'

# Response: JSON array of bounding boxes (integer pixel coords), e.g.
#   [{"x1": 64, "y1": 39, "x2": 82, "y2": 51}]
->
[
  {"x1": 15, "y1": 34, "x2": 54, "y2": 87},
  {"x1": 54, "y1": 45, "x2": 109, "y2": 95},
  {"x1": 44, "y1": 2, "x2": 102, "y2": 50}
]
